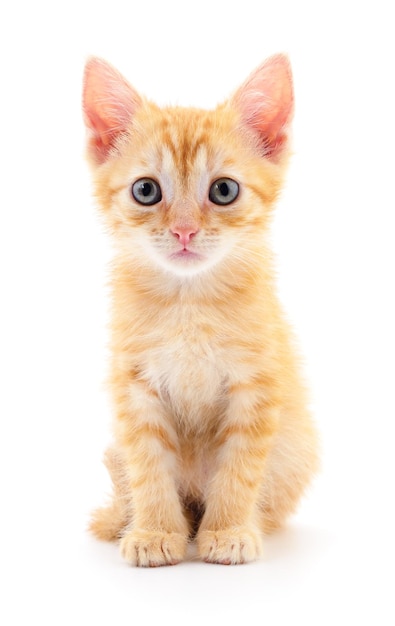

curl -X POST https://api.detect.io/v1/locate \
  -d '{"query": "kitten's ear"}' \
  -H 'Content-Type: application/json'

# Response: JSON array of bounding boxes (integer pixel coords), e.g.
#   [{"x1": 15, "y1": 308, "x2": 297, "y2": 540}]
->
[
  {"x1": 83, "y1": 57, "x2": 142, "y2": 163},
  {"x1": 231, "y1": 54, "x2": 294, "y2": 160}
]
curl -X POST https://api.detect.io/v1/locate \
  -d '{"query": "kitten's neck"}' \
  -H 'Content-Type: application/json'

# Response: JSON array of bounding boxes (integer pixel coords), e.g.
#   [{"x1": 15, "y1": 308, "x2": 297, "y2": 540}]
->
[{"x1": 112, "y1": 247, "x2": 274, "y2": 307}]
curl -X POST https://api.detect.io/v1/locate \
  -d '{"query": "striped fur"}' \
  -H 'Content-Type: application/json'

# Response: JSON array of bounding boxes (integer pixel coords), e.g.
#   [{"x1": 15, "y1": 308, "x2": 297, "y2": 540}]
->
[{"x1": 83, "y1": 55, "x2": 319, "y2": 566}]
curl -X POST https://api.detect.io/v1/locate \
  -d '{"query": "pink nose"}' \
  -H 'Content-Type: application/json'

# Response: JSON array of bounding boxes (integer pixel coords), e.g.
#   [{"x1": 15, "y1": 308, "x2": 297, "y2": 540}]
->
[{"x1": 171, "y1": 226, "x2": 198, "y2": 247}]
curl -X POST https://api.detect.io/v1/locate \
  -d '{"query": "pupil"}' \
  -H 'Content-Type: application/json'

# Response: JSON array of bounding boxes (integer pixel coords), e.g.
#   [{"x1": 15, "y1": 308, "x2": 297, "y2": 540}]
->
[
  {"x1": 142, "y1": 182, "x2": 152, "y2": 197},
  {"x1": 219, "y1": 182, "x2": 229, "y2": 196}
]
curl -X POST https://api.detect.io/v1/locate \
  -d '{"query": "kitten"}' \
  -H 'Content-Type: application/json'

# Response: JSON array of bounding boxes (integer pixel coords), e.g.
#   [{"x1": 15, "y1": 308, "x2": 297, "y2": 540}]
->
[{"x1": 83, "y1": 54, "x2": 319, "y2": 566}]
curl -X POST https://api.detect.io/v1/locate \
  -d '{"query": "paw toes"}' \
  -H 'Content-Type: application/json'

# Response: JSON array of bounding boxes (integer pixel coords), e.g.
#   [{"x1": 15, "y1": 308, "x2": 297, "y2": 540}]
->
[
  {"x1": 120, "y1": 530, "x2": 187, "y2": 567},
  {"x1": 197, "y1": 527, "x2": 262, "y2": 565}
]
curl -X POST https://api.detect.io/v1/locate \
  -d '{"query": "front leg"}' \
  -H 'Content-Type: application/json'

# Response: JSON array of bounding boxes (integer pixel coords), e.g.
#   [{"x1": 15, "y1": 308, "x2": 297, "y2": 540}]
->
[
  {"x1": 197, "y1": 380, "x2": 278, "y2": 564},
  {"x1": 115, "y1": 381, "x2": 189, "y2": 567}
]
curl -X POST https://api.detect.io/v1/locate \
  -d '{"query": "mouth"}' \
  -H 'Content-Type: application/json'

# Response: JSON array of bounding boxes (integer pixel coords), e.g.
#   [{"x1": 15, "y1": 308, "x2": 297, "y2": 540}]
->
[{"x1": 169, "y1": 248, "x2": 203, "y2": 262}]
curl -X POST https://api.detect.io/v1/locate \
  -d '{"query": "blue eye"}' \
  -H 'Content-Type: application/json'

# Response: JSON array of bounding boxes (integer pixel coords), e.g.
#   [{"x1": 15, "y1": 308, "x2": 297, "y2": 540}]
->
[
  {"x1": 131, "y1": 178, "x2": 162, "y2": 205},
  {"x1": 209, "y1": 178, "x2": 239, "y2": 205}
]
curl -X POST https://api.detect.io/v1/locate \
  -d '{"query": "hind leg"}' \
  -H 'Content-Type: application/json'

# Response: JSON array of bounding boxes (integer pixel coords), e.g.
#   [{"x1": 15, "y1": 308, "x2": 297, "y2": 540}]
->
[
  {"x1": 89, "y1": 447, "x2": 131, "y2": 541},
  {"x1": 259, "y1": 418, "x2": 319, "y2": 534}
]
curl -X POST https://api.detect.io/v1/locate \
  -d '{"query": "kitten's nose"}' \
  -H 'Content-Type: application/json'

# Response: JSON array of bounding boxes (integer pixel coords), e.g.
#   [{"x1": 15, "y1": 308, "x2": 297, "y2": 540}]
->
[{"x1": 170, "y1": 226, "x2": 199, "y2": 247}]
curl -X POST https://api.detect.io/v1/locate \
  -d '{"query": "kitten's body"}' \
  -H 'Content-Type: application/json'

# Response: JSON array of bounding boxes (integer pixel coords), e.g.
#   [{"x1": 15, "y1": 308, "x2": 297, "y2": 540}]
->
[{"x1": 83, "y1": 56, "x2": 319, "y2": 566}]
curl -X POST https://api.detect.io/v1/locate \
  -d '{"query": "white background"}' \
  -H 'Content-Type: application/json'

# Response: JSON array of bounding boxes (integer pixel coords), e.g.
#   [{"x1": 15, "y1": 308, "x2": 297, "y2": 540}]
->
[{"x1": 1, "y1": 1, "x2": 394, "y2": 624}]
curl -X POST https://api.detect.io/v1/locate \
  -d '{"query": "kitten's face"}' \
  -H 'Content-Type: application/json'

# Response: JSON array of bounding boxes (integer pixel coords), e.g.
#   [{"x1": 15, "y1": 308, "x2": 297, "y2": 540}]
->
[
  {"x1": 99, "y1": 106, "x2": 279, "y2": 277},
  {"x1": 84, "y1": 55, "x2": 293, "y2": 278}
]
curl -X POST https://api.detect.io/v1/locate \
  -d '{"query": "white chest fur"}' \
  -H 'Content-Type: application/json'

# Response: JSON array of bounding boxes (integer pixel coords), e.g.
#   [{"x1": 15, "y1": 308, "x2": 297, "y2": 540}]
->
[{"x1": 142, "y1": 313, "x2": 228, "y2": 418}]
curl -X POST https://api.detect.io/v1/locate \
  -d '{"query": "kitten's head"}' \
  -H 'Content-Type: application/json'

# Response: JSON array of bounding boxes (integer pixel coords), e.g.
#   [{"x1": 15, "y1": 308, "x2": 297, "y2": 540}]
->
[{"x1": 83, "y1": 55, "x2": 293, "y2": 279}]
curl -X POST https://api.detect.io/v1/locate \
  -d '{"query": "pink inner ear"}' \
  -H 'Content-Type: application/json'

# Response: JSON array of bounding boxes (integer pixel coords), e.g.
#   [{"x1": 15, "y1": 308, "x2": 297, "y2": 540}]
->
[
  {"x1": 83, "y1": 58, "x2": 142, "y2": 162},
  {"x1": 233, "y1": 54, "x2": 294, "y2": 159}
]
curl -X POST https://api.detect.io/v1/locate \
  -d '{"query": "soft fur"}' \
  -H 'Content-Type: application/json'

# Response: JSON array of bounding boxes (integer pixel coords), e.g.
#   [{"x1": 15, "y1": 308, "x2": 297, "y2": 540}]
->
[{"x1": 83, "y1": 54, "x2": 319, "y2": 566}]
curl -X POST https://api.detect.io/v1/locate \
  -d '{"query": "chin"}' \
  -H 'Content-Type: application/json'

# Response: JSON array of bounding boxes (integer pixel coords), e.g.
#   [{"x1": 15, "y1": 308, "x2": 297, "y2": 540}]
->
[
  {"x1": 146, "y1": 251, "x2": 220, "y2": 278},
  {"x1": 161, "y1": 256, "x2": 217, "y2": 278},
  {"x1": 141, "y1": 241, "x2": 232, "y2": 279}
]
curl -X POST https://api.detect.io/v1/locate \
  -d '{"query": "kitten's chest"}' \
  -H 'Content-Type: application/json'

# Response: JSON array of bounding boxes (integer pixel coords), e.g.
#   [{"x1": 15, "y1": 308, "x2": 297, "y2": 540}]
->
[{"x1": 142, "y1": 308, "x2": 229, "y2": 412}]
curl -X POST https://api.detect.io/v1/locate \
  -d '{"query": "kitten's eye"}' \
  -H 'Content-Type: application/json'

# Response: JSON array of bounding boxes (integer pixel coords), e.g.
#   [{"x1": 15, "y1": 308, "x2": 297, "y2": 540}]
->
[
  {"x1": 131, "y1": 178, "x2": 162, "y2": 206},
  {"x1": 209, "y1": 178, "x2": 239, "y2": 206}
]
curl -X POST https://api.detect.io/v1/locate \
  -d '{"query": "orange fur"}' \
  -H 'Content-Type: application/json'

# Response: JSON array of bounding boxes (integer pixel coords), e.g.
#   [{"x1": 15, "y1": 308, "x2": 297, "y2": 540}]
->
[{"x1": 83, "y1": 54, "x2": 319, "y2": 566}]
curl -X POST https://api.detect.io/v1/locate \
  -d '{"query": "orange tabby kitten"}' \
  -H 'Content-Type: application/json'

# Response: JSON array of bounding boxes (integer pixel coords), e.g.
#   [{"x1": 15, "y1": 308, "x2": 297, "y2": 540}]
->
[{"x1": 83, "y1": 54, "x2": 319, "y2": 567}]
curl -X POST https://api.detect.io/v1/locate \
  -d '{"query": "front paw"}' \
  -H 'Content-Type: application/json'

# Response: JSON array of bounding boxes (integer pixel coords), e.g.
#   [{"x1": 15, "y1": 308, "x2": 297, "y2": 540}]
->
[
  {"x1": 120, "y1": 529, "x2": 188, "y2": 567},
  {"x1": 197, "y1": 527, "x2": 263, "y2": 565}
]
